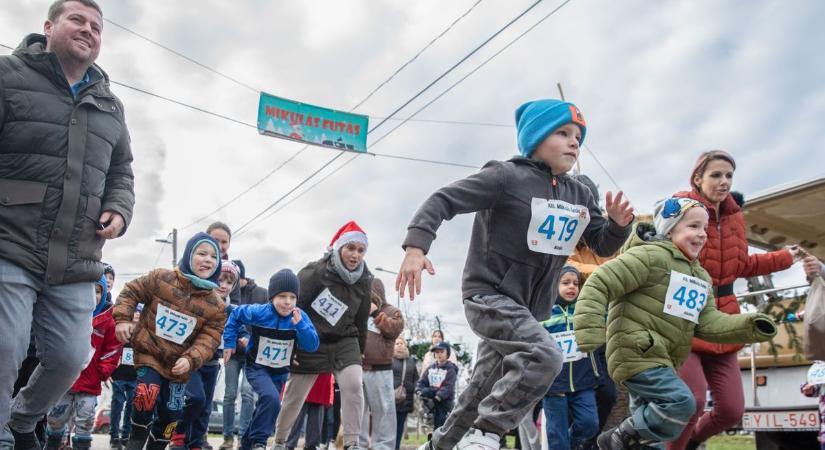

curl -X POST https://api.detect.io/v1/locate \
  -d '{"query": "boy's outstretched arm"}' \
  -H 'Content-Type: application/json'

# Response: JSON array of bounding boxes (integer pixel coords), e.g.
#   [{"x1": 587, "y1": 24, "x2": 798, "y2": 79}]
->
[
  {"x1": 398, "y1": 161, "x2": 506, "y2": 299},
  {"x1": 581, "y1": 191, "x2": 633, "y2": 258},
  {"x1": 113, "y1": 270, "x2": 158, "y2": 343},
  {"x1": 695, "y1": 296, "x2": 777, "y2": 344}
]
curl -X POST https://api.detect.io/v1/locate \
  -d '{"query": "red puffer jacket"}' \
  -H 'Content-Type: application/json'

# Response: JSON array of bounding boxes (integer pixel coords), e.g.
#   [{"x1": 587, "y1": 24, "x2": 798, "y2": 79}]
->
[
  {"x1": 71, "y1": 306, "x2": 123, "y2": 395},
  {"x1": 675, "y1": 189, "x2": 793, "y2": 354}
]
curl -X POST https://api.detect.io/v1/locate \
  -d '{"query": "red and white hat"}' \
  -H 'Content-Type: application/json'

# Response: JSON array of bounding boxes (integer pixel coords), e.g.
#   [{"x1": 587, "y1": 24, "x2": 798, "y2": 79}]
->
[{"x1": 328, "y1": 221, "x2": 368, "y2": 252}]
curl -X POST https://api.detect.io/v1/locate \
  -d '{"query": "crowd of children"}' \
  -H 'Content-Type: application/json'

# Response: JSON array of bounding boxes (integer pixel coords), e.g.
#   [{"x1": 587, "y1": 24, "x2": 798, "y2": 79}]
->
[{"x1": 13, "y1": 95, "x2": 824, "y2": 450}]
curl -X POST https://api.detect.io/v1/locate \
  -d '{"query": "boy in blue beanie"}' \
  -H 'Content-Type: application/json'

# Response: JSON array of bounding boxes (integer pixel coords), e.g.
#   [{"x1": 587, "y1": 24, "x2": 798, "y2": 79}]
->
[
  {"x1": 223, "y1": 269, "x2": 320, "y2": 450},
  {"x1": 396, "y1": 99, "x2": 634, "y2": 450}
]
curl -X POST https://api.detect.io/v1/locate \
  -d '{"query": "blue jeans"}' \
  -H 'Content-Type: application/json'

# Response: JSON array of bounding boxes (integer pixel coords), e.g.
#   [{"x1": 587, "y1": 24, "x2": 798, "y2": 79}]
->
[
  {"x1": 110, "y1": 380, "x2": 137, "y2": 440},
  {"x1": 543, "y1": 390, "x2": 598, "y2": 450},
  {"x1": 177, "y1": 364, "x2": 220, "y2": 448},
  {"x1": 0, "y1": 258, "x2": 95, "y2": 448},
  {"x1": 624, "y1": 367, "x2": 696, "y2": 444},
  {"x1": 223, "y1": 357, "x2": 256, "y2": 438},
  {"x1": 395, "y1": 412, "x2": 408, "y2": 450},
  {"x1": 241, "y1": 364, "x2": 286, "y2": 450}
]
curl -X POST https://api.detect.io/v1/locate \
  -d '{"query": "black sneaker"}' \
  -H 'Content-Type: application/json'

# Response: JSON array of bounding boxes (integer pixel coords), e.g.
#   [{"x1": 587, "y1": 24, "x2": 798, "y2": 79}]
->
[
  {"x1": 110, "y1": 438, "x2": 123, "y2": 450},
  {"x1": 9, "y1": 427, "x2": 40, "y2": 450}
]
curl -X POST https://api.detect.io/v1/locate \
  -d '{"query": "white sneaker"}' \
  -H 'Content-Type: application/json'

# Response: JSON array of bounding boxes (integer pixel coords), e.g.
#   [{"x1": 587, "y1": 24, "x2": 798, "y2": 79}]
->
[
  {"x1": 271, "y1": 443, "x2": 287, "y2": 450},
  {"x1": 455, "y1": 429, "x2": 500, "y2": 450}
]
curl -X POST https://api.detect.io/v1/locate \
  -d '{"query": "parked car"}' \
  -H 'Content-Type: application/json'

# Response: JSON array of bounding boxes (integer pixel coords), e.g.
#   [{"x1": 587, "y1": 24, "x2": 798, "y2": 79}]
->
[
  {"x1": 208, "y1": 401, "x2": 240, "y2": 434},
  {"x1": 93, "y1": 407, "x2": 111, "y2": 434}
]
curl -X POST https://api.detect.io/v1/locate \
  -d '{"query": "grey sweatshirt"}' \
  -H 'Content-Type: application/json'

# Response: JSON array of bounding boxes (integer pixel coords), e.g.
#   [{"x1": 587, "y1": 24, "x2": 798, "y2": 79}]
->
[{"x1": 403, "y1": 156, "x2": 631, "y2": 320}]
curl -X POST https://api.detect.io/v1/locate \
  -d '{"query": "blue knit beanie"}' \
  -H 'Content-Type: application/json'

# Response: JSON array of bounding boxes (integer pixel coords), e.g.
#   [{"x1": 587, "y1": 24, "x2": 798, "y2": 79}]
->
[
  {"x1": 268, "y1": 269, "x2": 300, "y2": 299},
  {"x1": 515, "y1": 99, "x2": 587, "y2": 157}
]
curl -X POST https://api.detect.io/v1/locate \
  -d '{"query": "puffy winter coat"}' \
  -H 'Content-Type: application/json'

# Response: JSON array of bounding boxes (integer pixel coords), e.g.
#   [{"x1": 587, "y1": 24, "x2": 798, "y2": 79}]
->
[
  {"x1": 0, "y1": 35, "x2": 134, "y2": 285},
  {"x1": 292, "y1": 253, "x2": 372, "y2": 373},
  {"x1": 567, "y1": 243, "x2": 616, "y2": 281},
  {"x1": 674, "y1": 190, "x2": 792, "y2": 354},
  {"x1": 72, "y1": 306, "x2": 122, "y2": 395},
  {"x1": 541, "y1": 302, "x2": 601, "y2": 394},
  {"x1": 112, "y1": 268, "x2": 226, "y2": 383},
  {"x1": 573, "y1": 225, "x2": 777, "y2": 384}
]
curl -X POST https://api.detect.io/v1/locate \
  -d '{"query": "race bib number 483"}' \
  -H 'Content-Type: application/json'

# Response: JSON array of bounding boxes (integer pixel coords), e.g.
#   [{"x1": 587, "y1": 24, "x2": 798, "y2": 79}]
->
[
  {"x1": 255, "y1": 337, "x2": 294, "y2": 369},
  {"x1": 808, "y1": 361, "x2": 825, "y2": 385},
  {"x1": 550, "y1": 330, "x2": 586, "y2": 363},
  {"x1": 527, "y1": 198, "x2": 590, "y2": 255},
  {"x1": 312, "y1": 288, "x2": 348, "y2": 326},
  {"x1": 663, "y1": 271, "x2": 710, "y2": 323},
  {"x1": 155, "y1": 304, "x2": 197, "y2": 345}
]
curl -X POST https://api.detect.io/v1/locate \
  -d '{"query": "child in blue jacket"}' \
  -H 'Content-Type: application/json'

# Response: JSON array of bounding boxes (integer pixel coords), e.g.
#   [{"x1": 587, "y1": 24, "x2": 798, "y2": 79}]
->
[
  {"x1": 417, "y1": 342, "x2": 459, "y2": 429},
  {"x1": 223, "y1": 269, "x2": 320, "y2": 450},
  {"x1": 541, "y1": 266, "x2": 599, "y2": 450}
]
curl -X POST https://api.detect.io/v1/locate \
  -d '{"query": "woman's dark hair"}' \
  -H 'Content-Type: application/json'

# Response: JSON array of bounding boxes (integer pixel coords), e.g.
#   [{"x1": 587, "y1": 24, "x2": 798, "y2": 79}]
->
[{"x1": 206, "y1": 221, "x2": 232, "y2": 239}]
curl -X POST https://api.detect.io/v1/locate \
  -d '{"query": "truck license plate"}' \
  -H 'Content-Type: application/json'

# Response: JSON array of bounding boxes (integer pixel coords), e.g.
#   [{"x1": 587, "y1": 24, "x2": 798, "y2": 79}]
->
[{"x1": 742, "y1": 410, "x2": 820, "y2": 431}]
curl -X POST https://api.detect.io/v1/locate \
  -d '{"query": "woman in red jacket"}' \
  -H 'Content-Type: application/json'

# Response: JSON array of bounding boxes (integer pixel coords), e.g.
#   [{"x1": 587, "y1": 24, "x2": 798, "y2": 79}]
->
[{"x1": 668, "y1": 150, "x2": 801, "y2": 450}]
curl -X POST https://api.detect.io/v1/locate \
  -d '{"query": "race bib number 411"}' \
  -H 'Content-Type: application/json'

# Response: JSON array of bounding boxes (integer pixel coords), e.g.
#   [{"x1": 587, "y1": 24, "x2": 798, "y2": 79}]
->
[
  {"x1": 663, "y1": 271, "x2": 710, "y2": 323},
  {"x1": 527, "y1": 198, "x2": 590, "y2": 256},
  {"x1": 155, "y1": 304, "x2": 197, "y2": 345},
  {"x1": 312, "y1": 288, "x2": 348, "y2": 326}
]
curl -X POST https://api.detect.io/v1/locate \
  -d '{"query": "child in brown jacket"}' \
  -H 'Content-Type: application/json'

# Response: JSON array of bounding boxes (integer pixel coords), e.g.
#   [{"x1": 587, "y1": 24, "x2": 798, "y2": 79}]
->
[{"x1": 113, "y1": 232, "x2": 227, "y2": 450}]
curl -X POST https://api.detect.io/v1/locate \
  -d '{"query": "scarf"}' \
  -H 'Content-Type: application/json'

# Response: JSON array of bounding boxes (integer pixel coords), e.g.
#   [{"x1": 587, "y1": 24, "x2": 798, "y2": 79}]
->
[{"x1": 329, "y1": 249, "x2": 364, "y2": 285}]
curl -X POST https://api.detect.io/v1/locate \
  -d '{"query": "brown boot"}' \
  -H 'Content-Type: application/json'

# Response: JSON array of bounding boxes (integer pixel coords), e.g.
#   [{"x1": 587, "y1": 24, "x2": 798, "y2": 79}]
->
[{"x1": 219, "y1": 437, "x2": 235, "y2": 450}]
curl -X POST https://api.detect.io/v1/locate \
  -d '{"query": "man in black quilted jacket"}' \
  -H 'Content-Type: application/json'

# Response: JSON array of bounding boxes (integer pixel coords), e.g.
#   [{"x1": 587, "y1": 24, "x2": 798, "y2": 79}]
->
[{"x1": 0, "y1": 2, "x2": 134, "y2": 450}]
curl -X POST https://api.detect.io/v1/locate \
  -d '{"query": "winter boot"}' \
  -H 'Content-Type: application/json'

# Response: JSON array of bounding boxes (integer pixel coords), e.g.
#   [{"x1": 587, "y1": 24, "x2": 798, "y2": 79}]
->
[
  {"x1": 169, "y1": 432, "x2": 186, "y2": 450},
  {"x1": 596, "y1": 418, "x2": 657, "y2": 450},
  {"x1": 9, "y1": 426, "x2": 41, "y2": 450},
  {"x1": 219, "y1": 437, "x2": 235, "y2": 450},
  {"x1": 110, "y1": 437, "x2": 123, "y2": 450},
  {"x1": 71, "y1": 436, "x2": 93, "y2": 450},
  {"x1": 43, "y1": 432, "x2": 64, "y2": 450}
]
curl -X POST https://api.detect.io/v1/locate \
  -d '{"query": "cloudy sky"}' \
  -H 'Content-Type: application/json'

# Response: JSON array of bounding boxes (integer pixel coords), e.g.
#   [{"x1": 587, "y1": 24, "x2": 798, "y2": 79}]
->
[{"x1": 2, "y1": 0, "x2": 823, "y2": 352}]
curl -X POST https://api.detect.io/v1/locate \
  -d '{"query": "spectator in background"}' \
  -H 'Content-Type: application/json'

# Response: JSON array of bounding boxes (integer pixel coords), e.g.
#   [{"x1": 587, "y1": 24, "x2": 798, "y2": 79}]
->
[
  {"x1": 417, "y1": 342, "x2": 458, "y2": 430},
  {"x1": 393, "y1": 338, "x2": 418, "y2": 450},
  {"x1": 420, "y1": 330, "x2": 458, "y2": 370}
]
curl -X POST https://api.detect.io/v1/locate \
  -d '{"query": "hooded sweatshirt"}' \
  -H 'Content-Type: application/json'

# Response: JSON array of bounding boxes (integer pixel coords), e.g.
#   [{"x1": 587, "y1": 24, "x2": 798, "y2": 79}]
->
[
  {"x1": 72, "y1": 275, "x2": 123, "y2": 395},
  {"x1": 403, "y1": 156, "x2": 630, "y2": 319}
]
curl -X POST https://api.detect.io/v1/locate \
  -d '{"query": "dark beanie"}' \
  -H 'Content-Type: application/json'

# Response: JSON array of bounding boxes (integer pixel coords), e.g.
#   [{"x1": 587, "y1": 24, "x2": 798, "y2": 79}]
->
[
  {"x1": 103, "y1": 263, "x2": 115, "y2": 278},
  {"x1": 268, "y1": 269, "x2": 300, "y2": 299},
  {"x1": 233, "y1": 259, "x2": 246, "y2": 280}
]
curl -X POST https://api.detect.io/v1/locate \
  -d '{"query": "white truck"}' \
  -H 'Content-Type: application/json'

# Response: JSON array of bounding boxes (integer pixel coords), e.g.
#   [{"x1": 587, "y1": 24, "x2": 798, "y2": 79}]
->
[{"x1": 736, "y1": 176, "x2": 825, "y2": 449}]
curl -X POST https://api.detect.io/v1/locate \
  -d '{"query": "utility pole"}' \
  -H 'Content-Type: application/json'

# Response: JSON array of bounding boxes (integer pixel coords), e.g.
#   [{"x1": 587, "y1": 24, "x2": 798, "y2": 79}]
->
[
  {"x1": 556, "y1": 82, "x2": 581, "y2": 175},
  {"x1": 155, "y1": 228, "x2": 178, "y2": 268}
]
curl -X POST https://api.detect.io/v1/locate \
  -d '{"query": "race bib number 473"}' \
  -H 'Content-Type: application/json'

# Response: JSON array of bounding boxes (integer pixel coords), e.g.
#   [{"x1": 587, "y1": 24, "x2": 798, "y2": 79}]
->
[
  {"x1": 311, "y1": 288, "x2": 348, "y2": 326},
  {"x1": 527, "y1": 198, "x2": 590, "y2": 256},
  {"x1": 663, "y1": 271, "x2": 710, "y2": 323},
  {"x1": 155, "y1": 304, "x2": 197, "y2": 345}
]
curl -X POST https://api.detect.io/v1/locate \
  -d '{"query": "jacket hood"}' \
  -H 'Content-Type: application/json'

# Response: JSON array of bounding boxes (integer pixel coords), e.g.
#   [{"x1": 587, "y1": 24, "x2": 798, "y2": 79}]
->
[
  {"x1": 15, "y1": 33, "x2": 110, "y2": 86},
  {"x1": 178, "y1": 232, "x2": 222, "y2": 287}
]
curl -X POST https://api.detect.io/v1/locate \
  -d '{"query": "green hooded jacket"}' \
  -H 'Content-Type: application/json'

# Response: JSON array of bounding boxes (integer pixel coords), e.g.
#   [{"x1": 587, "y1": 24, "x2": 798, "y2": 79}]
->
[{"x1": 572, "y1": 224, "x2": 776, "y2": 384}]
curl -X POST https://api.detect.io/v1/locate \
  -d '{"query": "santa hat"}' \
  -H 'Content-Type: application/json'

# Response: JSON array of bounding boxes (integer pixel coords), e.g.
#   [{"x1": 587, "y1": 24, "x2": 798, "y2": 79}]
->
[{"x1": 328, "y1": 221, "x2": 368, "y2": 252}]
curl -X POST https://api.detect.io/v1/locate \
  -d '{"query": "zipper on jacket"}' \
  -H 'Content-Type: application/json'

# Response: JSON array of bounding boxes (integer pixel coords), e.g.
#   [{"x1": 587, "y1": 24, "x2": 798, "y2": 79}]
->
[{"x1": 563, "y1": 305, "x2": 575, "y2": 392}]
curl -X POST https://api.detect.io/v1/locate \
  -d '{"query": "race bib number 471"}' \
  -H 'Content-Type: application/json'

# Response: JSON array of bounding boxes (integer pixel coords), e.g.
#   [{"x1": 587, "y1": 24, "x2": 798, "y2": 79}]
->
[
  {"x1": 550, "y1": 330, "x2": 586, "y2": 363},
  {"x1": 527, "y1": 198, "x2": 590, "y2": 256},
  {"x1": 312, "y1": 288, "x2": 348, "y2": 326},
  {"x1": 255, "y1": 337, "x2": 294, "y2": 369},
  {"x1": 663, "y1": 271, "x2": 710, "y2": 323},
  {"x1": 155, "y1": 304, "x2": 197, "y2": 345}
]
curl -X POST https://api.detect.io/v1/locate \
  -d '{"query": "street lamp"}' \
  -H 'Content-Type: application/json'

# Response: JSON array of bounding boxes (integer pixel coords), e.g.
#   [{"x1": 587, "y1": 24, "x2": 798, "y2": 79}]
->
[{"x1": 374, "y1": 267, "x2": 401, "y2": 307}]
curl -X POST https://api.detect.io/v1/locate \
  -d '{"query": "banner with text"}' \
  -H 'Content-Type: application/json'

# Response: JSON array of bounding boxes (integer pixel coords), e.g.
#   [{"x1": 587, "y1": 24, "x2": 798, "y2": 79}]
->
[{"x1": 257, "y1": 92, "x2": 369, "y2": 152}]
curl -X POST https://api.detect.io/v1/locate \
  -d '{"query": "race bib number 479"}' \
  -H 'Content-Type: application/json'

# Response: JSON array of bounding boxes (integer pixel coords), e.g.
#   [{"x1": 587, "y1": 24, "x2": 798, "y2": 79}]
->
[
  {"x1": 527, "y1": 198, "x2": 590, "y2": 256},
  {"x1": 311, "y1": 288, "x2": 348, "y2": 326},
  {"x1": 663, "y1": 271, "x2": 710, "y2": 323},
  {"x1": 155, "y1": 304, "x2": 197, "y2": 345}
]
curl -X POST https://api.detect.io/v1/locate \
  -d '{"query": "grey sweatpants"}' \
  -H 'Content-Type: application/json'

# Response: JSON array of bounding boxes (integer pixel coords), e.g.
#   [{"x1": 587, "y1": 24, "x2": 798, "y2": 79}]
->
[
  {"x1": 274, "y1": 365, "x2": 364, "y2": 447},
  {"x1": 0, "y1": 258, "x2": 94, "y2": 447},
  {"x1": 431, "y1": 294, "x2": 563, "y2": 450}
]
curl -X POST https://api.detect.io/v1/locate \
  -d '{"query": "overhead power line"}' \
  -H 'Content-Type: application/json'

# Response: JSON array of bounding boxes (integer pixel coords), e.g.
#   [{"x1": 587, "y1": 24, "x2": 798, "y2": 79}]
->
[{"x1": 232, "y1": 0, "x2": 574, "y2": 235}]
